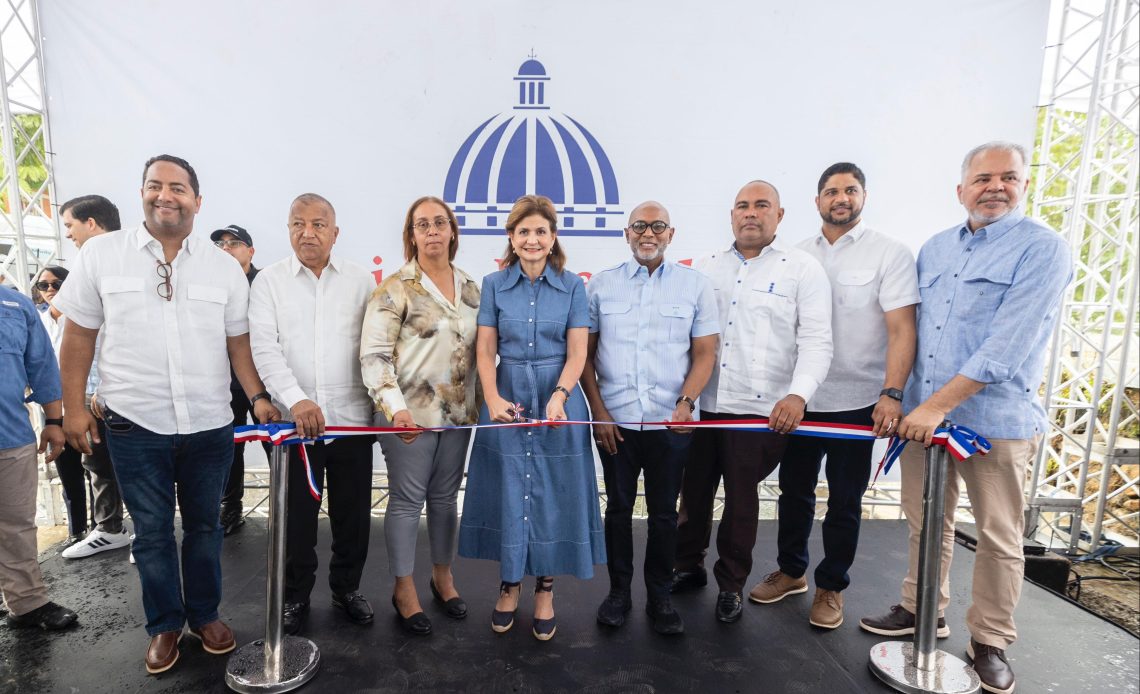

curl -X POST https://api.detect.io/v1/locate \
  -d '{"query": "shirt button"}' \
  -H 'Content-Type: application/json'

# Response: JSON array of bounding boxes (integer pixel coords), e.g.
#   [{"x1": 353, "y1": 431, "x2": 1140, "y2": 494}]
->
[
  {"x1": 527, "y1": 431, "x2": 532, "y2": 436},
  {"x1": 530, "y1": 302, "x2": 535, "y2": 306},
  {"x1": 529, "y1": 342, "x2": 534, "y2": 346},
  {"x1": 925, "y1": 380, "x2": 931, "y2": 384},
  {"x1": 936, "y1": 326, "x2": 941, "y2": 330},
  {"x1": 526, "y1": 474, "x2": 530, "y2": 478},
  {"x1": 524, "y1": 516, "x2": 528, "y2": 521},
  {"x1": 524, "y1": 495, "x2": 529, "y2": 500},
  {"x1": 945, "y1": 300, "x2": 950, "y2": 304},
  {"x1": 728, "y1": 321, "x2": 733, "y2": 325},
  {"x1": 528, "y1": 318, "x2": 533, "y2": 322},
  {"x1": 526, "y1": 452, "x2": 531, "y2": 456},
  {"x1": 721, "y1": 363, "x2": 727, "y2": 367},
  {"x1": 732, "y1": 301, "x2": 737, "y2": 305},
  {"x1": 953, "y1": 273, "x2": 958, "y2": 278}
]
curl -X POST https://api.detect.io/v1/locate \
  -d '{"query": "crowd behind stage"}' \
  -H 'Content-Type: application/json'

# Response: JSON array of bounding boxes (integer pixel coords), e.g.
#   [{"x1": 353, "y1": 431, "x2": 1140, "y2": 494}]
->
[{"x1": 0, "y1": 141, "x2": 1070, "y2": 693}]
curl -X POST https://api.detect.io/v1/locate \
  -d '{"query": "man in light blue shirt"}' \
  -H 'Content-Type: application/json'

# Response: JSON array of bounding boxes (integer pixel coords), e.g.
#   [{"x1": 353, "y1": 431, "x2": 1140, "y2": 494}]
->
[
  {"x1": 860, "y1": 142, "x2": 1072, "y2": 694},
  {"x1": 581, "y1": 200, "x2": 719, "y2": 635},
  {"x1": 0, "y1": 285, "x2": 77, "y2": 630}
]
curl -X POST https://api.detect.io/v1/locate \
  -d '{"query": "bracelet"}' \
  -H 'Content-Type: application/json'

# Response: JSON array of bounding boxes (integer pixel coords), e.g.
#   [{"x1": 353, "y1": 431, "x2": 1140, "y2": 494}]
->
[
  {"x1": 250, "y1": 391, "x2": 271, "y2": 405},
  {"x1": 44, "y1": 418, "x2": 63, "y2": 427},
  {"x1": 552, "y1": 386, "x2": 571, "y2": 401},
  {"x1": 879, "y1": 387, "x2": 904, "y2": 402},
  {"x1": 675, "y1": 395, "x2": 696, "y2": 413}
]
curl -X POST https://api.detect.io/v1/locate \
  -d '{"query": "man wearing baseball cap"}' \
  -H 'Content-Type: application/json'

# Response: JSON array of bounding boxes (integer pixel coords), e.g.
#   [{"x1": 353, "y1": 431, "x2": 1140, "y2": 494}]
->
[{"x1": 211, "y1": 224, "x2": 262, "y2": 535}]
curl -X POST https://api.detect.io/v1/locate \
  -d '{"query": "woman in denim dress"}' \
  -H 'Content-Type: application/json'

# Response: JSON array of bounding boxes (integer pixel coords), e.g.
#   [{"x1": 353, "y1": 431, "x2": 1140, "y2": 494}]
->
[{"x1": 458, "y1": 195, "x2": 605, "y2": 641}]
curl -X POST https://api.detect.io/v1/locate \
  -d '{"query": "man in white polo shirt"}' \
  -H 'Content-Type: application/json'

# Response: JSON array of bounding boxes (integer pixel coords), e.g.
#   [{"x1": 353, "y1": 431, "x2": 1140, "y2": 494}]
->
[
  {"x1": 747, "y1": 163, "x2": 918, "y2": 630},
  {"x1": 249, "y1": 193, "x2": 377, "y2": 636},
  {"x1": 55, "y1": 155, "x2": 279, "y2": 675}
]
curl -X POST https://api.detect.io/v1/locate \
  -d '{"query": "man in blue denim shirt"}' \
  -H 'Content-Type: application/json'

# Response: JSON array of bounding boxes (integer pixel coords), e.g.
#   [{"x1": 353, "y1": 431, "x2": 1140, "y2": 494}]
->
[
  {"x1": 0, "y1": 285, "x2": 77, "y2": 630},
  {"x1": 860, "y1": 142, "x2": 1072, "y2": 694}
]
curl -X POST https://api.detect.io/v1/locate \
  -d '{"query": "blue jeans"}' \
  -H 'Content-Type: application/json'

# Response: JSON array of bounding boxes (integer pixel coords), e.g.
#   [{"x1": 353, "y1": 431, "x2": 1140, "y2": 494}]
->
[
  {"x1": 103, "y1": 409, "x2": 232, "y2": 636},
  {"x1": 776, "y1": 405, "x2": 875, "y2": 592}
]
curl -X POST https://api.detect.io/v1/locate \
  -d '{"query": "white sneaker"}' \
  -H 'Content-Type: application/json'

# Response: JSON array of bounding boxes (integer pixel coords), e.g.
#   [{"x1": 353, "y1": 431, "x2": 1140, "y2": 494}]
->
[
  {"x1": 129, "y1": 533, "x2": 136, "y2": 564},
  {"x1": 61, "y1": 528, "x2": 131, "y2": 559}
]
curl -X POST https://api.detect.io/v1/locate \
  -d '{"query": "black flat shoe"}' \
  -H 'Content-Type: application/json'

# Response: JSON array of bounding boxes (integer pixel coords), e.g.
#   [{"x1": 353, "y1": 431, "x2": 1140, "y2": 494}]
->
[
  {"x1": 391, "y1": 595, "x2": 431, "y2": 636},
  {"x1": 332, "y1": 591, "x2": 374, "y2": 625},
  {"x1": 670, "y1": 567, "x2": 708, "y2": 594},
  {"x1": 429, "y1": 579, "x2": 468, "y2": 619},
  {"x1": 492, "y1": 581, "x2": 520, "y2": 633}
]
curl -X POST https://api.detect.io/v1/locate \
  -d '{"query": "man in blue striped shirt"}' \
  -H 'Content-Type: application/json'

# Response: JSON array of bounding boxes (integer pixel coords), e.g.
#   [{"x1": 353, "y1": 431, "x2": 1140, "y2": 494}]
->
[
  {"x1": 860, "y1": 142, "x2": 1072, "y2": 694},
  {"x1": 581, "y1": 200, "x2": 719, "y2": 635}
]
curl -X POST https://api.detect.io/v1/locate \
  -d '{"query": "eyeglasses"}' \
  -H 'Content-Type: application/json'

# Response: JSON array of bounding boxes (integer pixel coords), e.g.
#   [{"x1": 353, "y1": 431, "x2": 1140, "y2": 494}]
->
[
  {"x1": 34, "y1": 280, "x2": 63, "y2": 291},
  {"x1": 413, "y1": 218, "x2": 451, "y2": 233},
  {"x1": 628, "y1": 220, "x2": 671, "y2": 235},
  {"x1": 215, "y1": 239, "x2": 248, "y2": 249},
  {"x1": 156, "y1": 260, "x2": 173, "y2": 301}
]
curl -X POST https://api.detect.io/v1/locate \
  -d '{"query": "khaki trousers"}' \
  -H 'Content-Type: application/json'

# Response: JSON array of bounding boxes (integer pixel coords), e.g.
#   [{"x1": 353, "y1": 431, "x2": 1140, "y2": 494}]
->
[
  {"x1": 0, "y1": 444, "x2": 49, "y2": 616},
  {"x1": 899, "y1": 437, "x2": 1038, "y2": 649}
]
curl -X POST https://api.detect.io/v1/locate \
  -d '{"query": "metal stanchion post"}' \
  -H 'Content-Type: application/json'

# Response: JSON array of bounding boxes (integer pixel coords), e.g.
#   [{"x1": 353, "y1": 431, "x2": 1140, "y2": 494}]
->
[
  {"x1": 869, "y1": 429, "x2": 980, "y2": 694},
  {"x1": 226, "y1": 445, "x2": 320, "y2": 693}
]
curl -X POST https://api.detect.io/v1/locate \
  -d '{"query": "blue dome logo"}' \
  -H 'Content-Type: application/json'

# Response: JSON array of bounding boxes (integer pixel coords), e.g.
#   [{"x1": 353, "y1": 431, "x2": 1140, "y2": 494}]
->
[{"x1": 443, "y1": 55, "x2": 623, "y2": 237}]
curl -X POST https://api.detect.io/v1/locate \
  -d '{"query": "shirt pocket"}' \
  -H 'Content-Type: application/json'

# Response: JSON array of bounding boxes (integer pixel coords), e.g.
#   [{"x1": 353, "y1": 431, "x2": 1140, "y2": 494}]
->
[
  {"x1": 960, "y1": 268, "x2": 1013, "y2": 315},
  {"x1": 747, "y1": 287, "x2": 796, "y2": 328},
  {"x1": 657, "y1": 303, "x2": 694, "y2": 342},
  {"x1": 0, "y1": 305, "x2": 26, "y2": 354},
  {"x1": 186, "y1": 283, "x2": 227, "y2": 330},
  {"x1": 100, "y1": 276, "x2": 146, "y2": 325},
  {"x1": 835, "y1": 269, "x2": 876, "y2": 310},
  {"x1": 917, "y1": 272, "x2": 941, "y2": 303},
  {"x1": 599, "y1": 300, "x2": 633, "y2": 341}
]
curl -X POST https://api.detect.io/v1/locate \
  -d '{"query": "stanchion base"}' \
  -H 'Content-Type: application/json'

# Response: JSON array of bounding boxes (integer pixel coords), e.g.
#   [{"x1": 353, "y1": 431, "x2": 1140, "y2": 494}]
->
[
  {"x1": 869, "y1": 641, "x2": 980, "y2": 694},
  {"x1": 225, "y1": 637, "x2": 320, "y2": 693}
]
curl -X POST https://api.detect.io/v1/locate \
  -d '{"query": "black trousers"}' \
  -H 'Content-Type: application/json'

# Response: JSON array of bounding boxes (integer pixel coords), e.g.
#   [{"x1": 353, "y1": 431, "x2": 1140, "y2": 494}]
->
[
  {"x1": 599, "y1": 427, "x2": 690, "y2": 601},
  {"x1": 285, "y1": 437, "x2": 375, "y2": 603},
  {"x1": 54, "y1": 444, "x2": 88, "y2": 537},
  {"x1": 777, "y1": 405, "x2": 875, "y2": 592},
  {"x1": 675, "y1": 411, "x2": 788, "y2": 593}
]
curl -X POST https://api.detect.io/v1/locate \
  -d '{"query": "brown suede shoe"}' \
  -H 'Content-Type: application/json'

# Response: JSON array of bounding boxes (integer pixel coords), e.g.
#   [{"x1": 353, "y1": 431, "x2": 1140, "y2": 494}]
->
[
  {"x1": 187, "y1": 619, "x2": 236, "y2": 654},
  {"x1": 808, "y1": 588, "x2": 844, "y2": 629},
  {"x1": 747, "y1": 570, "x2": 808, "y2": 604},
  {"x1": 145, "y1": 630, "x2": 182, "y2": 674}
]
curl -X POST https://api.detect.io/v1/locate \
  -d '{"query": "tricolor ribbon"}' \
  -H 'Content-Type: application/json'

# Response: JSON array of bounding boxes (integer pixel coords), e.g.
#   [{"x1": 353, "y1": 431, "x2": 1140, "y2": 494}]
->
[
  {"x1": 236, "y1": 417, "x2": 948, "y2": 500},
  {"x1": 871, "y1": 424, "x2": 992, "y2": 485}
]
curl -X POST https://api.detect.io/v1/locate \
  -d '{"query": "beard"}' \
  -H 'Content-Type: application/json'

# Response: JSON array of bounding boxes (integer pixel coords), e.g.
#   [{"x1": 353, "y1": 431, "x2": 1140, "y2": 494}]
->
[{"x1": 821, "y1": 203, "x2": 862, "y2": 226}]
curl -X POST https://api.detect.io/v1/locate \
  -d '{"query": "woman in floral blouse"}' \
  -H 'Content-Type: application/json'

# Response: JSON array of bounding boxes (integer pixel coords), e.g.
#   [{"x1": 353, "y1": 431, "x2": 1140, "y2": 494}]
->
[{"x1": 360, "y1": 196, "x2": 480, "y2": 636}]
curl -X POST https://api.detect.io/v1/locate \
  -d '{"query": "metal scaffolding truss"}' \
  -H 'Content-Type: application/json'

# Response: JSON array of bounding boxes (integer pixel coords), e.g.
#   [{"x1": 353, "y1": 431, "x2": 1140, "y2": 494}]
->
[
  {"x1": 0, "y1": 0, "x2": 58, "y2": 293},
  {"x1": 1028, "y1": 0, "x2": 1140, "y2": 552}
]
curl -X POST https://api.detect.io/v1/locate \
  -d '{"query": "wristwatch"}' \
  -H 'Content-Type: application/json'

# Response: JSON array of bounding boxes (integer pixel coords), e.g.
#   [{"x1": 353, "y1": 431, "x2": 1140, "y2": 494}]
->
[
  {"x1": 675, "y1": 395, "x2": 696, "y2": 413},
  {"x1": 250, "y1": 391, "x2": 271, "y2": 405},
  {"x1": 44, "y1": 418, "x2": 63, "y2": 427},
  {"x1": 880, "y1": 388, "x2": 904, "y2": 402},
  {"x1": 552, "y1": 385, "x2": 571, "y2": 400}
]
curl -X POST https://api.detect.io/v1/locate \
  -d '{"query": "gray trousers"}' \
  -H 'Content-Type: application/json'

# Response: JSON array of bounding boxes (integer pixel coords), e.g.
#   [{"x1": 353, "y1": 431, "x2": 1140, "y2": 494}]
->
[
  {"x1": 0, "y1": 444, "x2": 49, "y2": 615},
  {"x1": 84, "y1": 419, "x2": 125, "y2": 533},
  {"x1": 375, "y1": 412, "x2": 470, "y2": 578}
]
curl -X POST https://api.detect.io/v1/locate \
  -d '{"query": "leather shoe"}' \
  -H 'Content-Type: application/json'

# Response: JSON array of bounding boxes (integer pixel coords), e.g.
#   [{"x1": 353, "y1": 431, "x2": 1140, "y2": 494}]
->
[
  {"x1": 283, "y1": 601, "x2": 309, "y2": 635},
  {"x1": 220, "y1": 506, "x2": 245, "y2": 537},
  {"x1": 6, "y1": 601, "x2": 78, "y2": 630},
  {"x1": 145, "y1": 630, "x2": 182, "y2": 674},
  {"x1": 391, "y1": 595, "x2": 431, "y2": 635},
  {"x1": 187, "y1": 619, "x2": 235, "y2": 654},
  {"x1": 715, "y1": 591, "x2": 743, "y2": 623},
  {"x1": 670, "y1": 567, "x2": 708, "y2": 594},
  {"x1": 596, "y1": 590, "x2": 632, "y2": 627},
  {"x1": 968, "y1": 639, "x2": 1016, "y2": 694},
  {"x1": 332, "y1": 591, "x2": 374, "y2": 625},
  {"x1": 646, "y1": 598, "x2": 684, "y2": 635},
  {"x1": 429, "y1": 579, "x2": 468, "y2": 619}
]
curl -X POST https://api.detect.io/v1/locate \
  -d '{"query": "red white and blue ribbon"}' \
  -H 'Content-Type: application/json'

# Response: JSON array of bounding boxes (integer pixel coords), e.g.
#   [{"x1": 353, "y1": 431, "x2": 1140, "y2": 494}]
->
[
  {"x1": 237, "y1": 418, "x2": 984, "y2": 501},
  {"x1": 871, "y1": 424, "x2": 992, "y2": 485}
]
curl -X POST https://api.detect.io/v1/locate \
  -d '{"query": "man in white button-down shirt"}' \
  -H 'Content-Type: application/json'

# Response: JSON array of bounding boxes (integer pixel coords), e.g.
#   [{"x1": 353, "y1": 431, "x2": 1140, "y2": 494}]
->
[
  {"x1": 672, "y1": 180, "x2": 833, "y2": 624},
  {"x1": 249, "y1": 193, "x2": 377, "y2": 636},
  {"x1": 748, "y1": 163, "x2": 917, "y2": 629},
  {"x1": 55, "y1": 155, "x2": 279, "y2": 674}
]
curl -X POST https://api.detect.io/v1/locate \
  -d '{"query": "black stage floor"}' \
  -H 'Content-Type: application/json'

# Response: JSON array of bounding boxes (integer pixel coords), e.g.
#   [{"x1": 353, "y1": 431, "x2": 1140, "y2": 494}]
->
[{"x1": 2, "y1": 519, "x2": 1137, "y2": 694}]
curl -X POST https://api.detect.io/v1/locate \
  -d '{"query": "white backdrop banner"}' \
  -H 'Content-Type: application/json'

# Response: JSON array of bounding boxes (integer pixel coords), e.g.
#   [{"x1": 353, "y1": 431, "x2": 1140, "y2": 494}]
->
[{"x1": 40, "y1": 0, "x2": 1048, "y2": 281}]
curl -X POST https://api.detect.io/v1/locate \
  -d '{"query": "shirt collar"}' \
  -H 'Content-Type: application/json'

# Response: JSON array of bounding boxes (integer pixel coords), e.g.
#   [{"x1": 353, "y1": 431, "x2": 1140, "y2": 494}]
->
[
  {"x1": 957, "y1": 210, "x2": 1025, "y2": 243},
  {"x1": 730, "y1": 240, "x2": 783, "y2": 261},
  {"x1": 621, "y1": 257, "x2": 671, "y2": 279},
  {"x1": 134, "y1": 223, "x2": 199, "y2": 255},
  {"x1": 815, "y1": 220, "x2": 868, "y2": 247},
  {"x1": 288, "y1": 253, "x2": 340, "y2": 277},
  {"x1": 503, "y1": 261, "x2": 569, "y2": 292}
]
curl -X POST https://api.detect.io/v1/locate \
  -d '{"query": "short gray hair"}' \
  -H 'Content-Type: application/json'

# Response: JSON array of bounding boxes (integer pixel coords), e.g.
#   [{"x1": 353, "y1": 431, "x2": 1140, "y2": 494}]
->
[{"x1": 961, "y1": 141, "x2": 1030, "y2": 179}]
